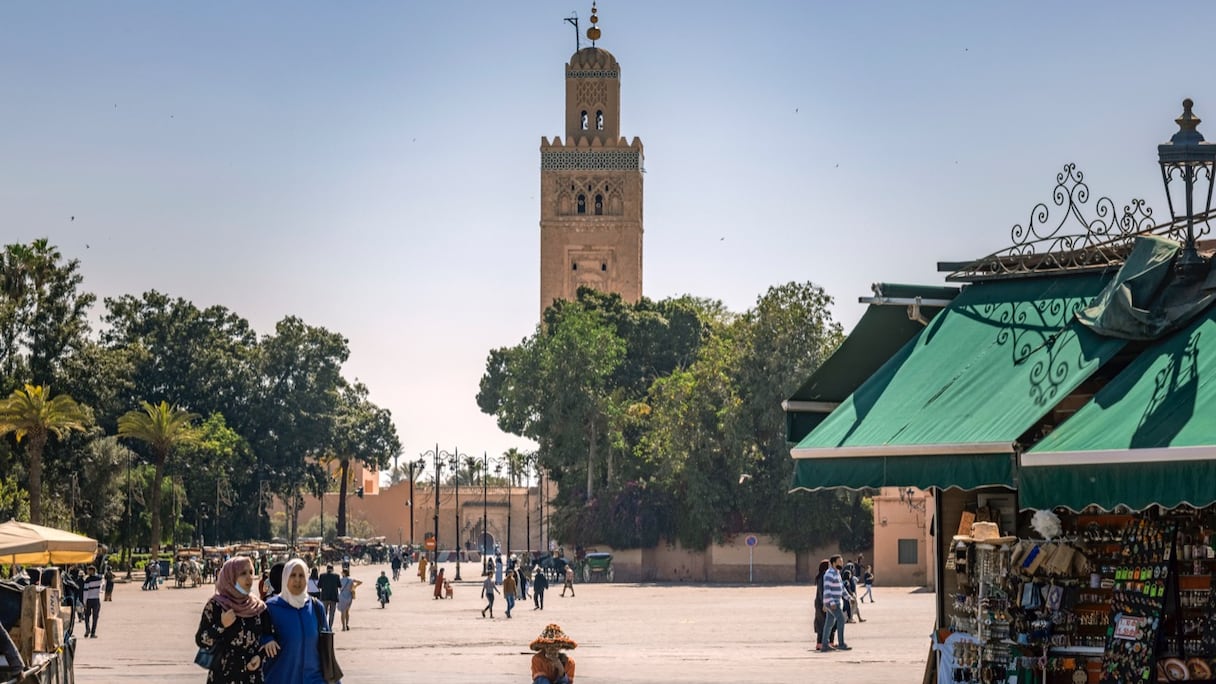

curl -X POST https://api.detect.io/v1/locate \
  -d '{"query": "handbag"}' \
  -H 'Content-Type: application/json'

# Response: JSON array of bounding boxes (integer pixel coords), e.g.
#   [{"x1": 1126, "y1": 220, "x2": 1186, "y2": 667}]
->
[
  {"x1": 193, "y1": 646, "x2": 214, "y2": 669},
  {"x1": 312, "y1": 598, "x2": 343, "y2": 683}
]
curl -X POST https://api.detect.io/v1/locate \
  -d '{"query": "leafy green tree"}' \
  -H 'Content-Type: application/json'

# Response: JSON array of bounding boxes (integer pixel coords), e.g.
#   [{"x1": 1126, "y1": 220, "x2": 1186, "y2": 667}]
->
[
  {"x1": 174, "y1": 413, "x2": 251, "y2": 545},
  {"x1": 0, "y1": 239, "x2": 96, "y2": 390},
  {"x1": 0, "y1": 474, "x2": 30, "y2": 522},
  {"x1": 0, "y1": 384, "x2": 90, "y2": 524},
  {"x1": 329, "y1": 381, "x2": 400, "y2": 537},
  {"x1": 100, "y1": 291, "x2": 257, "y2": 432},
  {"x1": 249, "y1": 317, "x2": 348, "y2": 544},
  {"x1": 117, "y1": 400, "x2": 198, "y2": 560}
]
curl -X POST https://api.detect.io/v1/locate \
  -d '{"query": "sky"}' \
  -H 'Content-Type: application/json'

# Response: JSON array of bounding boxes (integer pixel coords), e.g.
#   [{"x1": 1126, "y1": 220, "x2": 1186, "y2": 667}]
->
[{"x1": 4, "y1": 1, "x2": 1216, "y2": 473}]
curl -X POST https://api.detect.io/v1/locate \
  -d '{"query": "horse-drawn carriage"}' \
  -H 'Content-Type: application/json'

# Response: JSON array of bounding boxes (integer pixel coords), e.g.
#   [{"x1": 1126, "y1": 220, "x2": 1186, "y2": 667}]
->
[{"x1": 173, "y1": 548, "x2": 204, "y2": 588}]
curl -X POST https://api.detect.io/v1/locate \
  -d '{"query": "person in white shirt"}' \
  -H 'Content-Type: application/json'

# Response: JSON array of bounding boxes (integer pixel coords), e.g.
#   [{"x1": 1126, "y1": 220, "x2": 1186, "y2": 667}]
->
[{"x1": 82, "y1": 565, "x2": 104, "y2": 637}]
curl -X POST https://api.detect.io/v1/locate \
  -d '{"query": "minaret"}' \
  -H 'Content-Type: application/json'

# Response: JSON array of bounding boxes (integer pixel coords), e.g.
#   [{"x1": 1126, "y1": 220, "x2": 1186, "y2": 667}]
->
[{"x1": 539, "y1": 2, "x2": 644, "y2": 315}]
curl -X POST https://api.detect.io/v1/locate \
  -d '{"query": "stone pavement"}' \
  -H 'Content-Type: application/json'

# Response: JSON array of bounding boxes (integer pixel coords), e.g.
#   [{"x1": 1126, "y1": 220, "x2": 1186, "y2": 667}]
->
[{"x1": 72, "y1": 562, "x2": 935, "y2": 683}]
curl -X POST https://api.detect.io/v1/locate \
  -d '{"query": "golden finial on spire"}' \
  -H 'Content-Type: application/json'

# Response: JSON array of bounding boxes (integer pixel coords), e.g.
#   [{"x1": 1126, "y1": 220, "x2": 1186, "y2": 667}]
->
[{"x1": 586, "y1": 2, "x2": 601, "y2": 45}]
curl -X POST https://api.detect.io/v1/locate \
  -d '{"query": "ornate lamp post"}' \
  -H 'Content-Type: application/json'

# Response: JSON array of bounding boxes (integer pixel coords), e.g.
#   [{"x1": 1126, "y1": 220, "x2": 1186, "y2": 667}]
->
[
  {"x1": 524, "y1": 456, "x2": 532, "y2": 560},
  {"x1": 420, "y1": 445, "x2": 444, "y2": 580},
  {"x1": 496, "y1": 460, "x2": 511, "y2": 557},
  {"x1": 407, "y1": 457, "x2": 425, "y2": 546},
  {"x1": 482, "y1": 451, "x2": 489, "y2": 556},
  {"x1": 446, "y1": 448, "x2": 469, "y2": 581},
  {"x1": 1159, "y1": 98, "x2": 1216, "y2": 278}
]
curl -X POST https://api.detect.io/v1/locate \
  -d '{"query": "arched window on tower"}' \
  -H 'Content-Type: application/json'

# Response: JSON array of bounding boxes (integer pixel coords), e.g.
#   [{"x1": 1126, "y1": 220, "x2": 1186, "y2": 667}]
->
[
  {"x1": 577, "y1": 194, "x2": 586, "y2": 214},
  {"x1": 596, "y1": 110, "x2": 604, "y2": 130},
  {"x1": 580, "y1": 111, "x2": 589, "y2": 130},
  {"x1": 594, "y1": 194, "x2": 604, "y2": 215}
]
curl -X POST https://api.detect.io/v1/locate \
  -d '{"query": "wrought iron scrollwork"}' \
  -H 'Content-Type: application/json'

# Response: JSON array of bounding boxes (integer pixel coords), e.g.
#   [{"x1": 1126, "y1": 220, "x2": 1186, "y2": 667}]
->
[{"x1": 948, "y1": 164, "x2": 1164, "y2": 282}]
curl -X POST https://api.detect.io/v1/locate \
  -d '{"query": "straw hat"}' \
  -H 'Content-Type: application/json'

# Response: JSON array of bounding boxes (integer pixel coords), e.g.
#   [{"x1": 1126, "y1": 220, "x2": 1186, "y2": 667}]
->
[
  {"x1": 530, "y1": 623, "x2": 578, "y2": 651},
  {"x1": 953, "y1": 521, "x2": 1016, "y2": 545}
]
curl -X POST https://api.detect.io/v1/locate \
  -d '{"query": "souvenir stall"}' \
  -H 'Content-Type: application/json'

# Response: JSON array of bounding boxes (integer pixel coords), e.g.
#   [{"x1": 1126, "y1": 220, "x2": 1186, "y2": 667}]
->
[{"x1": 941, "y1": 500, "x2": 1216, "y2": 684}]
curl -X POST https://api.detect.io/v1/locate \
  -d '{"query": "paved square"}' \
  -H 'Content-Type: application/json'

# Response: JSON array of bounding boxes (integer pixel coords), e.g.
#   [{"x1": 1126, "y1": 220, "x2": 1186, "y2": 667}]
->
[{"x1": 72, "y1": 562, "x2": 934, "y2": 682}]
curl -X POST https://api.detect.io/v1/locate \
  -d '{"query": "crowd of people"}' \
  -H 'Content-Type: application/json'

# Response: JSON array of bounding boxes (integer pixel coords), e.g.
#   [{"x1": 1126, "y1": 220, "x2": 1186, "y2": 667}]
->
[{"x1": 813, "y1": 553, "x2": 874, "y2": 652}]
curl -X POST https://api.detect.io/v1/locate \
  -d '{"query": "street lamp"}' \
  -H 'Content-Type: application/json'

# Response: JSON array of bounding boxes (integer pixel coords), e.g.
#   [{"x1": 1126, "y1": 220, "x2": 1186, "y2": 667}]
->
[
  {"x1": 1159, "y1": 98, "x2": 1216, "y2": 278},
  {"x1": 407, "y1": 457, "x2": 425, "y2": 546},
  {"x1": 496, "y1": 459, "x2": 511, "y2": 558},
  {"x1": 446, "y1": 449, "x2": 470, "y2": 581},
  {"x1": 420, "y1": 445, "x2": 449, "y2": 582},
  {"x1": 482, "y1": 451, "x2": 489, "y2": 557}
]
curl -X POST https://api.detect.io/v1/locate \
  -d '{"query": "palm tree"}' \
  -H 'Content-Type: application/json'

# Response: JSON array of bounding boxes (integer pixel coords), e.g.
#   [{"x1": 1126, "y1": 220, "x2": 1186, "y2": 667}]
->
[
  {"x1": 118, "y1": 400, "x2": 198, "y2": 561},
  {"x1": 0, "y1": 384, "x2": 89, "y2": 524}
]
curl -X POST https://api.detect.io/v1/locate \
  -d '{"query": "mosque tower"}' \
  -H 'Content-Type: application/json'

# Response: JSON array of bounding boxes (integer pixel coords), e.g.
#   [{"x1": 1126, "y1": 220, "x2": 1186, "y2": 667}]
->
[{"x1": 539, "y1": 2, "x2": 644, "y2": 315}]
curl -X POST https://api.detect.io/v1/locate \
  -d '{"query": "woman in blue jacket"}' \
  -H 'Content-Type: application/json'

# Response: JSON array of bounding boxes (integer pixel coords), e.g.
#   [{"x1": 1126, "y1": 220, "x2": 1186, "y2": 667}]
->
[{"x1": 263, "y1": 558, "x2": 331, "y2": 684}]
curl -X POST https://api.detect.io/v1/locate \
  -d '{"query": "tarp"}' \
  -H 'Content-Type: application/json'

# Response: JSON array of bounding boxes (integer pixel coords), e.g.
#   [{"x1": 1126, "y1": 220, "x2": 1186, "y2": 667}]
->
[
  {"x1": 0, "y1": 520, "x2": 97, "y2": 565},
  {"x1": 791, "y1": 273, "x2": 1124, "y2": 491},
  {"x1": 1077, "y1": 235, "x2": 1216, "y2": 340},
  {"x1": 1021, "y1": 296, "x2": 1216, "y2": 511}
]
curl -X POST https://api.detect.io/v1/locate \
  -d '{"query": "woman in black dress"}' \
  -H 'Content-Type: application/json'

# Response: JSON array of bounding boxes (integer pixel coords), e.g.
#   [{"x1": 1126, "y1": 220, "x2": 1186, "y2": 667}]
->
[{"x1": 196, "y1": 556, "x2": 279, "y2": 683}]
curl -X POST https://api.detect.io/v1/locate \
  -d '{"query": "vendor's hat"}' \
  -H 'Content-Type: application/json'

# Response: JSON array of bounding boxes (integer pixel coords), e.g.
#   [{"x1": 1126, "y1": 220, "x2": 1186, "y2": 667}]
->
[
  {"x1": 953, "y1": 521, "x2": 1016, "y2": 545},
  {"x1": 530, "y1": 623, "x2": 578, "y2": 651}
]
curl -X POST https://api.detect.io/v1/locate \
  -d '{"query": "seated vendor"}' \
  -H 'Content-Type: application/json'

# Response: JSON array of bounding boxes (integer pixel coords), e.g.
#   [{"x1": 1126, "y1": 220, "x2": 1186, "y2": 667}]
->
[{"x1": 530, "y1": 623, "x2": 577, "y2": 684}]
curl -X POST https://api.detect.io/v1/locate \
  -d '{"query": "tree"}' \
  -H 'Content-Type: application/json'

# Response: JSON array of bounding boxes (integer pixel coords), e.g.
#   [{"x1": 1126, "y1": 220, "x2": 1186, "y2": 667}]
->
[
  {"x1": 0, "y1": 384, "x2": 90, "y2": 524},
  {"x1": 0, "y1": 239, "x2": 96, "y2": 390},
  {"x1": 329, "y1": 381, "x2": 400, "y2": 537},
  {"x1": 248, "y1": 317, "x2": 348, "y2": 544},
  {"x1": 117, "y1": 400, "x2": 198, "y2": 561}
]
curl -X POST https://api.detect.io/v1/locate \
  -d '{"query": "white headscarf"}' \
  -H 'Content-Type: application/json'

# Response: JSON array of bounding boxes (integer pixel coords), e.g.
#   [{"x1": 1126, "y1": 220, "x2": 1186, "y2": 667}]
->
[{"x1": 281, "y1": 558, "x2": 311, "y2": 610}]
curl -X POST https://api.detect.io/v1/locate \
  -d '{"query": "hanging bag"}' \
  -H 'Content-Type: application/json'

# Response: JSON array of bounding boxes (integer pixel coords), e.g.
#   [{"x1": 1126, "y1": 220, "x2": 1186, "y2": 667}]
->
[
  {"x1": 193, "y1": 647, "x2": 214, "y2": 669},
  {"x1": 312, "y1": 598, "x2": 344, "y2": 683}
]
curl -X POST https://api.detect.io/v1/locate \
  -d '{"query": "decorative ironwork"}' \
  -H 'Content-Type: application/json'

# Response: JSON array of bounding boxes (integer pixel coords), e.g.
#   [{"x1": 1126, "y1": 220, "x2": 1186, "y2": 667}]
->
[
  {"x1": 945, "y1": 163, "x2": 1212, "y2": 282},
  {"x1": 978, "y1": 290, "x2": 1091, "y2": 407}
]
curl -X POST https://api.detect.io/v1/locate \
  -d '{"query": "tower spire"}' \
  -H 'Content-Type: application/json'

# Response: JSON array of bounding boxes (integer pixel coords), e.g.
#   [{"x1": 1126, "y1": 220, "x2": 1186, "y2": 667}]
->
[{"x1": 587, "y1": 2, "x2": 601, "y2": 46}]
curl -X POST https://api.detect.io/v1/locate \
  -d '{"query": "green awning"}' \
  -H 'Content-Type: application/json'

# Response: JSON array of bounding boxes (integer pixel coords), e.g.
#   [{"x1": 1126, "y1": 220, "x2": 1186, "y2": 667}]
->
[
  {"x1": 1021, "y1": 301, "x2": 1216, "y2": 511},
  {"x1": 785, "y1": 283, "x2": 957, "y2": 443},
  {"x1": 792, "y1": 273, "x2": 1124, "y2": 492}
]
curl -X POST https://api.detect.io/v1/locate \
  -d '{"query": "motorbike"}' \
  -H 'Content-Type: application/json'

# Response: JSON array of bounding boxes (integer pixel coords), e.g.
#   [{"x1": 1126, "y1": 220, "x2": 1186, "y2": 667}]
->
[{"x1": 377, "y1": 583, "x2": 391, "y2": 608}]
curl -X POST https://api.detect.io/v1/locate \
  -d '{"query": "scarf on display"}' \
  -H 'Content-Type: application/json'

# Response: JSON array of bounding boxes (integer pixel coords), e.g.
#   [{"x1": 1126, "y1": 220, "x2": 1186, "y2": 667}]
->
[
  {"x1": 280, "y1": 558, "x2": 311, "y2": 610},
  {"x1": 212, "y1": 557, "x2": 267, "y2": 618}
]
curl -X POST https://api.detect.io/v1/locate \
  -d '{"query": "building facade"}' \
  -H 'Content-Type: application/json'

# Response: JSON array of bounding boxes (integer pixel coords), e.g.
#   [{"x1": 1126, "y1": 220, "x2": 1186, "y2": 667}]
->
[{"x1": 538, "y1": 12, "x2": 644, "y2": 314}]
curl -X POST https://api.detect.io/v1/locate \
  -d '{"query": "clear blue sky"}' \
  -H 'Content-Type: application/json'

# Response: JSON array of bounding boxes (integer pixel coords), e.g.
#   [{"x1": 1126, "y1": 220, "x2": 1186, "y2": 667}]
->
[{"x1": 3, "y1": 1, "x2": 1215, "y2": 469}]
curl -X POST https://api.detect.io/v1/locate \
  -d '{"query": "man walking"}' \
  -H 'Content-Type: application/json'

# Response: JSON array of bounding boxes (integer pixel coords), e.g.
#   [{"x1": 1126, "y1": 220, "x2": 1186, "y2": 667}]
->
[
  {"x1": 503, "y1": 568, "x2": 517, "y2": 618},
  {"x1": 82, "y1": 565, "x2": 103, "y2": 638},
  {"x1": 820, "y1": 555, "x2": 851, "y2": 652},
  {"x1": 532, "y1": 566, "x2": 548, "y2": 610},
  {"x1": 560, "y1": 564, "x2": 575, "y2": 597},
  {"x1": 317, "y1": 564, "x2": 342, "y2": 629}
]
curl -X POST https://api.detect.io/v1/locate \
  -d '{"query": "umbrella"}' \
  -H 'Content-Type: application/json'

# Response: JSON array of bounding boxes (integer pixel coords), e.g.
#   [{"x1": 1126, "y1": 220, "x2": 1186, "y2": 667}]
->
[{"x1": 0, "y1": 520, "x2": 97, "y2": 565}]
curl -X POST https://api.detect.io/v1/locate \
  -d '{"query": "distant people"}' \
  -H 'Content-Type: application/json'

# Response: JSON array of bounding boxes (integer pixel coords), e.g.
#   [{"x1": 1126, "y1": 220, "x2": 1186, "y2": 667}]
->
[
  {"x1": 336, "y1": 568, "x2": 361, "y2": 631},
  {"x1": 103, "y1": 566, "x2": 115, "y2": 602},
  {"x1": 813, "y1": 559, "x2": 830, "y2": 651},
  {"x1": 82, "y1": 565, "x2": 103, "y2": 638},
  {"x1": 843, "y1": 569, "x2": 864, "y2": 623},
  {"x1": 532, "y1": 566, "x2": 548, "y2": 610},
  {"x1": 530, "y1": 623, "x2": 577, "y2": 684},
  {"x1": 495, "y1": 555, "x2": 504, "y2": 585},
  {"x1": 317, "y1": 564, "x2": 341, "y2": 629},
  {"x1": 417, "y1": 555, "x2": 429, "y2": 583},
  {"x1": 433, "y1": 567, "x2": 446, "y2": 600},
  {"x1": 375, "y1": 571, "x2": 391, "y2": 607},
  {"x1": 195, "y1": 556, "x2": 276, "y2": 683},
  {"x1": 481, "y1": 570, "x2": 498, "y2": 618},
  {"x1": 561, "y1": 564, "x2": 575, "y2": 597},
  {"x1": 819, "y1": 555, "x2": 850, "y2": 652},
  {"x1": 306, "y1": 566, "x2": 320, "y2": 601},
  {"x1": 390, "y1": 553, "x2": 402, "y2": 581},
  {"x1": 503, "y1": 567, "x2": 517, "y2": 618},
  {"x1": 258, "y1": 570, "x2": 272, "y2": 600},
  {"x1": 861, "y1": 565, "x2": 874, "y2": 603}
]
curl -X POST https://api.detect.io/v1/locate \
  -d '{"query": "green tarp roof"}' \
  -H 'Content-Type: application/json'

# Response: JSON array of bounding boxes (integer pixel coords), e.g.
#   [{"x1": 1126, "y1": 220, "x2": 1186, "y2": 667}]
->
[
  {"x1": 785, "y1": 283, "x2": 957, "y2": 444},
  {"x1": 791, "y1": 273, "x2": 1124, "y2": 492},
  {"x1": 1021, "y1": 299, "x2": 1216, "y2": 511}
]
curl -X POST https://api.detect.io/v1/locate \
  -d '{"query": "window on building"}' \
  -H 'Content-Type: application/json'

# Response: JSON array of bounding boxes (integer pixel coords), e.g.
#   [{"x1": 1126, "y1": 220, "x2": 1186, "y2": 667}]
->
[
  {"x1": 600, "y1": 263, "x2": 607, "y2": 271},
  {"x1": 596, "y1": 110, "x2": 604, "y2": 130},
  {"x1": 572, "y1": 263, "x2": 578, "y2": 271},
  {"x1": 897, "y1": 539, "x2": 918, "y2": 565},
  {"x1": 594, "y1": 194, "x2": 604, "y2": 215},
  {"x1": 580, "y1": 111, "x2": 588, "y2": 130},
  {"x1": 577, "y1": 194, "x2": 586, "y2": 214}
]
